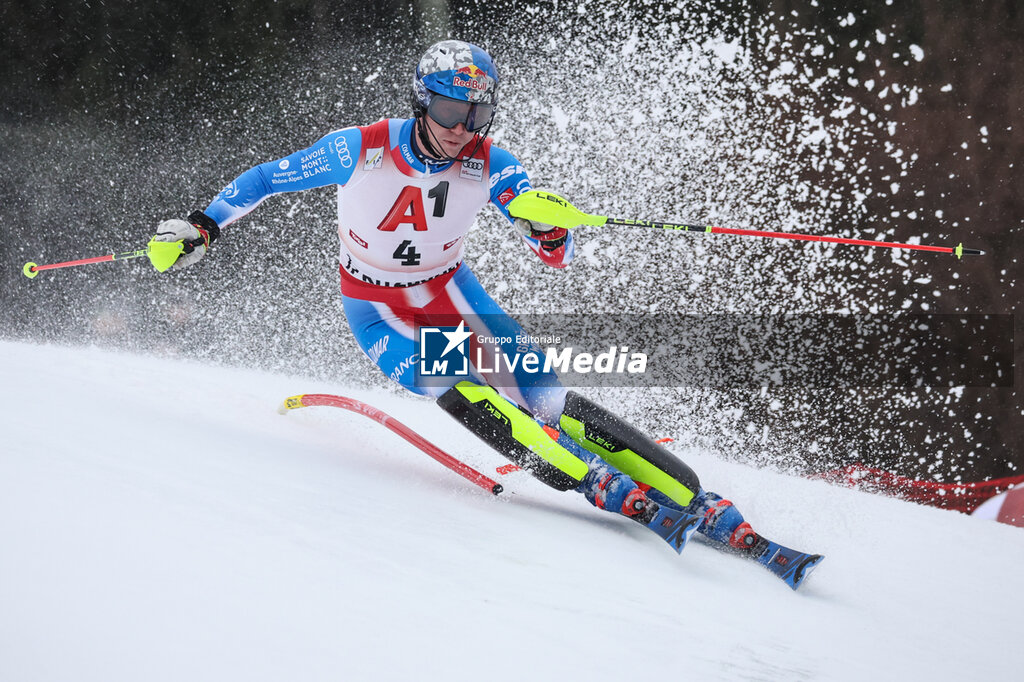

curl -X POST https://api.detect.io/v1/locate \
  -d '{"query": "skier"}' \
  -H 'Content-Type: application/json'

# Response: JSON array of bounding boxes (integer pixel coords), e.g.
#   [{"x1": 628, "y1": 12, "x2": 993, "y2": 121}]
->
[{"x1": 152, "y1": 40, "x2": 820, "y2": 586}]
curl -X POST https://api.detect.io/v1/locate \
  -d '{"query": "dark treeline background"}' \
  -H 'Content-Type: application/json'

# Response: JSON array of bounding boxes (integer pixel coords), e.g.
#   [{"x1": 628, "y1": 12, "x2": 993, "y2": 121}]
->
[{"x1": 1, "y1": 0, "x2": 1020, "y2": 488}]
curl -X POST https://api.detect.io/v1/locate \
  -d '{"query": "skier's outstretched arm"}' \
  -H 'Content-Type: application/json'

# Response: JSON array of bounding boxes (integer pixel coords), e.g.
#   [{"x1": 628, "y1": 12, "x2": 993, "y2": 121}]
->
[{"x1": 151, "y1": 128, "x2": 362, "y2": 271}]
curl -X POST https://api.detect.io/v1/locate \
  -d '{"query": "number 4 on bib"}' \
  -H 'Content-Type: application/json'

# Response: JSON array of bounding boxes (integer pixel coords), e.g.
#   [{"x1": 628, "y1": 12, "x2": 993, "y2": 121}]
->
[{"x1": 393, "y1": 239, "x2": 421, "y2": 266}]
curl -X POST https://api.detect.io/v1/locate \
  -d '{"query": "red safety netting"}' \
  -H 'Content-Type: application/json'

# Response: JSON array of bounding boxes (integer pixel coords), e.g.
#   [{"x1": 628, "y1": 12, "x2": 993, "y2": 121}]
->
[{"x1": 811, "y1": 464, "x2": 1024, "y2": 514}]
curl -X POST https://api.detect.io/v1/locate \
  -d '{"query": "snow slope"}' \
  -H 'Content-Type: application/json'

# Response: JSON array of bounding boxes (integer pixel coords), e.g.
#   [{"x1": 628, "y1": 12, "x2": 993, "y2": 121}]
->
[{"x1": 1, "y1": 341, "x2": 1020, "y2": 682}]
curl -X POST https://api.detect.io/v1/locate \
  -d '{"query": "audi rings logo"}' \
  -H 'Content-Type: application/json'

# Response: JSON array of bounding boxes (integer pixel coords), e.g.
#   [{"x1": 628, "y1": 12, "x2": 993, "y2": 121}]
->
[{"x1": 334, "y1": 135, "x2": 353, "y2": 169}]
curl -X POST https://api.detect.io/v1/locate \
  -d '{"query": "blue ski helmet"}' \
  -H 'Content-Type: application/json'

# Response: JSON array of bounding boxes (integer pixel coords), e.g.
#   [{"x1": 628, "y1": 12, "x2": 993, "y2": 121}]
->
[{"x1": 414, "y1": 40, "x2": 499, "y2": 109}]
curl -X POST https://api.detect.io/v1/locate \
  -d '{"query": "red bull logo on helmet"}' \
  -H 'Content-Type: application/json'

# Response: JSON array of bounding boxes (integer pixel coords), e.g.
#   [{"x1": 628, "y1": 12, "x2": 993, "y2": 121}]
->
[{"x1": 453, "y1": 64, "x2": 491, "y2": 92}]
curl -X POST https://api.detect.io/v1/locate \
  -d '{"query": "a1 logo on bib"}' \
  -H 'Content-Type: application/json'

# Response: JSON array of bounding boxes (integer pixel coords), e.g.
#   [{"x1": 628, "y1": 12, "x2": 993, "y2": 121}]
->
[{"x1": 460, "y1": 158, "x2": 484, "y2": 182}]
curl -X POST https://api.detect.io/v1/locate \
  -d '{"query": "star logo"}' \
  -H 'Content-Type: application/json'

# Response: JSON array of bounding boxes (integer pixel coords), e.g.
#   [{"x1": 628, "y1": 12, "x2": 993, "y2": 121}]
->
[
  {"x1": 439, "y1": 320, "x2": 473, "y2": 359},
  {"x1": 417, "y1": 320, "x2": 473, "y2": 379}
]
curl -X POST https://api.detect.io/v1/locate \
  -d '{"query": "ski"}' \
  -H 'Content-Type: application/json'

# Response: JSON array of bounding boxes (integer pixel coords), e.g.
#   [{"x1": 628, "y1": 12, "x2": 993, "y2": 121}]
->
[
  {"x1": 639, "y1": 504, "x2": 702, "y2": 554},
  {"x1": 747, "y1": 536, "x2": 824, "y2": 590}
]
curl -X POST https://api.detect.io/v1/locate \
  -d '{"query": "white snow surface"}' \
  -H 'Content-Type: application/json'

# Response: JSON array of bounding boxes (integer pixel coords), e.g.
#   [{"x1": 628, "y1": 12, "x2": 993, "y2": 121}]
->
[{"x1": 1, "y1": 341, "x2": 1021, "y2": 682}]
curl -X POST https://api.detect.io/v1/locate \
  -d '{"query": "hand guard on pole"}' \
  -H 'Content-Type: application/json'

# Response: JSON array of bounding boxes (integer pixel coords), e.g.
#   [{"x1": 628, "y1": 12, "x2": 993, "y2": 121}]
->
[
  {"x1": 149, "y1": 210, "x2": 220, "y2": 272},
  {"x1": 514, "y1": 217, "x2": 569, "y2": 252}
]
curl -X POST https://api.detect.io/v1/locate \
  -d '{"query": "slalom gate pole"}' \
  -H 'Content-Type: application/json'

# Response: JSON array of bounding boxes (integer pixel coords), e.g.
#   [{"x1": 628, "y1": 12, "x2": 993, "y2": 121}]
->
[
  {"x1": 279, "y1": 393, "x2": 503, "y2": 495},
  {"x1": 506, "y1": 190, "x2": 985, "y2": 259},
  {"x1": 22, "y1": 248, "x2": 149, "y2": 279}
]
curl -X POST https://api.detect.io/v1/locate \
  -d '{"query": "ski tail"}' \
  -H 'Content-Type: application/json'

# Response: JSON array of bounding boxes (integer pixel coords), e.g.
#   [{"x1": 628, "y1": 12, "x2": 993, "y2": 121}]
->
[
  {"x1": 749, "y1": 538, "x2": 824, "y2": 590},
  {"x1": 637, "y1": 504, "x2": 702, "y2": 554}
]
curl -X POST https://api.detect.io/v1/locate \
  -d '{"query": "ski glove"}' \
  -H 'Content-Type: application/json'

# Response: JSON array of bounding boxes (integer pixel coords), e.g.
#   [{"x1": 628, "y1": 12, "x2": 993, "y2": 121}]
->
[
  {"x1": 514, "y1": 217, "x2": 569, "y2": 252},
  {"x1": 149, "y1": 211, "x2": 220, "y2": 272}
]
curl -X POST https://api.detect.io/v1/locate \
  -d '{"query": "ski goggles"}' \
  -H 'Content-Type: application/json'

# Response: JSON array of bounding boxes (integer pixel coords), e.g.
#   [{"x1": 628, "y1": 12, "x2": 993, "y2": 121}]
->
[{"x1": 426, "y1": 95, "x2": 495, "y2": 132}]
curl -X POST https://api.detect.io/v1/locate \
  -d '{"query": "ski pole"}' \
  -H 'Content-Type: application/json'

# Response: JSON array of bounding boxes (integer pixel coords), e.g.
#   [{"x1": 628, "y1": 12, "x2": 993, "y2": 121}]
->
[
  {"x1": 22, "y1": 239, "x2": 188, "y2": 279},
  {"x1": 22, "y1": 249, "x2": 148, "y2": 279},
  {"x1": 507, "y1": 190, "x2": 985, "y2": 259}
]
